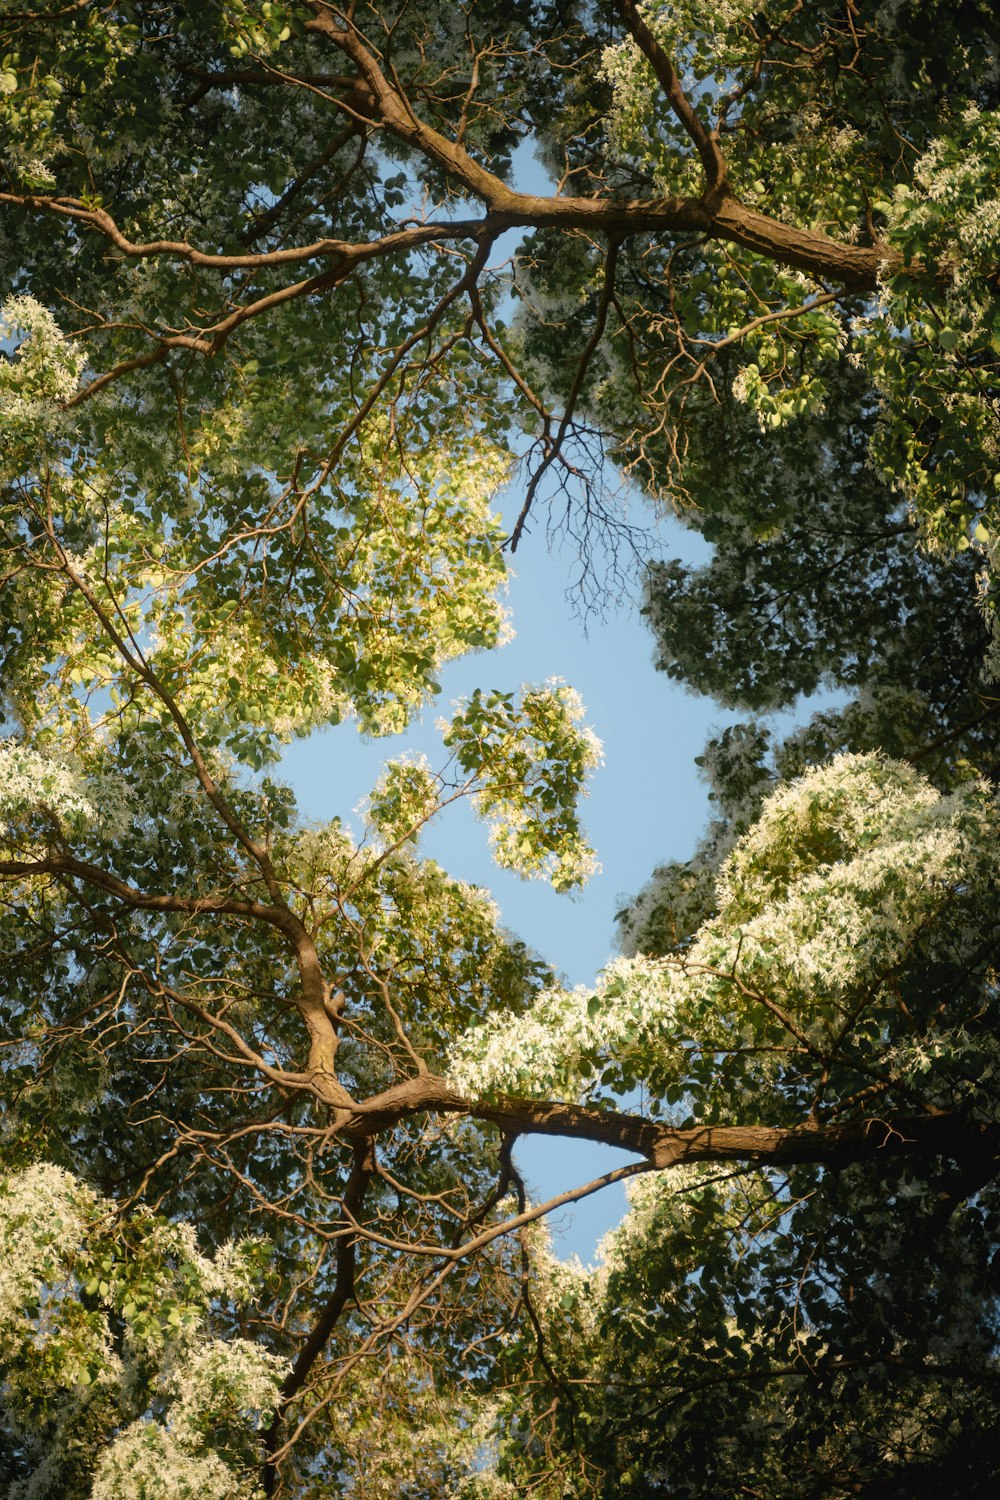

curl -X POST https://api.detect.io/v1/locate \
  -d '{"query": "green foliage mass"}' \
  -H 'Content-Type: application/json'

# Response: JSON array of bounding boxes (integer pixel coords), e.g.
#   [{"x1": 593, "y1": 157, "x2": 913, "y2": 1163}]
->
[{"x1": 1, "y1": 1, "x2": 999, "y2": 1496}]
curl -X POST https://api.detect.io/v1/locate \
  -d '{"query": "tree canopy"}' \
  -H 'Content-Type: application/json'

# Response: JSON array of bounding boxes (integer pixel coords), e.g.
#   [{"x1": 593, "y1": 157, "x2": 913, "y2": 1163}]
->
[{"x1": 1, "y1": 1, "x2": 999, "y2": 1495}]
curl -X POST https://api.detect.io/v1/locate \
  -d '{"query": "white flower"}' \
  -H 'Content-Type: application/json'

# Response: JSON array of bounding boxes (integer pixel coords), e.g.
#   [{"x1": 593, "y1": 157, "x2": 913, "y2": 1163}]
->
[
  {"x1": 0, "y1": 741, "x2": 133, "y2": 838},
  {"x1": 0, "y1": 296, "x2": 85, "y2": 434},
  {"x1": 0, "y1": 1164, "x2": 94, "y2": 1330},
  {"x1": 90, "y1": 1421, "x2": 249, "y2": 1500}
]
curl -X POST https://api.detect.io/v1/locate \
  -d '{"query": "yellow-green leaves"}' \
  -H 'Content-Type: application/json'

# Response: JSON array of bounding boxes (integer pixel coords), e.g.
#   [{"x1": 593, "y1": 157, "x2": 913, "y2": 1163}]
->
[
  {"x1": 0, "y1": 1163, "x2": 283, "y2": 1497},
  {"x1": 443, "y1": 681, "x2": 602, "y2": 892},
  {"x1": 366, "y1": 754, "x2": 440, "y2": 847},
  {"x1": 2, "y1": 392, "x2": 513, "y2": 767},
  {"x1": 0, "y1": 295, "x2": 84, "y2": 452}
]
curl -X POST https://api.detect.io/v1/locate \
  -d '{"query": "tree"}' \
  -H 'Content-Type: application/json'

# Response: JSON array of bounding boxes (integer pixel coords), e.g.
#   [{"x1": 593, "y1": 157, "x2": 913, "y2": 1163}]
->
[{"x1": 1, "y1": 1, "x2": 999, "y2": 1495}]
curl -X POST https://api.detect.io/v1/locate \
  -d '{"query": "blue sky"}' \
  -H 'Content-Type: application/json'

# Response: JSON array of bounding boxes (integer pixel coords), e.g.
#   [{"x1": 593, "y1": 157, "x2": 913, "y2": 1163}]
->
[
  {"x1": 280, "y1": 482, "x2": 737, "y2": 1261},
  {"x1": 279, "y1": 142, "x2": 745, "y2": 1262}
]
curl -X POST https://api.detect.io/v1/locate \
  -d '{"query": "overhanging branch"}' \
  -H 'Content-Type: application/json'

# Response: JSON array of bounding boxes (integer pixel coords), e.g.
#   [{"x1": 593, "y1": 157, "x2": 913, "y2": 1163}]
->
[{"x1": 336, "y1": 1072, "x2": 1000, "y2": 1179}]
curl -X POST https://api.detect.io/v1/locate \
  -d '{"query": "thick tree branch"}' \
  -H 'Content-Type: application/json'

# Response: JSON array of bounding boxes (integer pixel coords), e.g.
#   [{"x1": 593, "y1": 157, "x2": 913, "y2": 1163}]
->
[
  {"x1": 0, "y1": 850, "x2": 289, "y2": 928},
  {"x1": 305, "y1": 4, "x2": 890, "y2": 288},
  {"x1": 612, "y1": 0, "x2": 729, "y2": 193},
  {"x1": 7, "y1": 842, "x2": 990, "y2": 1173},
  {"x1": 334, "y1": 1072, "x2": 1000, "y2": 1180},
  {"x1": 0, "y1": 2, "x2": 900, "y2": 421},
  {"x1": 3, "y1": 181, "x2": 890, "y2": 293}
]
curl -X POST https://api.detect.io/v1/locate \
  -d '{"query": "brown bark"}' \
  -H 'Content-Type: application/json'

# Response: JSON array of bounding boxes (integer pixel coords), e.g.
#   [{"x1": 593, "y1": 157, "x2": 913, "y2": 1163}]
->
[
  {"x1": 0, "y1": 179, "x2": 895, "y2": 293},
  {"x1": 337, "y1": 1072, "x2": 1000, "y2": 1180},
  {"x1": 260, "y1": 1143, "x2": 374, "y2": 1496},
  {"x1": 7, "y1": 839, "x2": 987, "y2": 1176},
  {"x1": 0, "y1": 14, "x2": 898, "y2": 363},
  {"x1": 305, "y1": 5, "x2": 895, "y2": 292}
]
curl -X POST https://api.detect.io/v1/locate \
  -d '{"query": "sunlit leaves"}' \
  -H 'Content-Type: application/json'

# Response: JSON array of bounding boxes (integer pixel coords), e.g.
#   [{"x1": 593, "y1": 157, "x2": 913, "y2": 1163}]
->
[
  {"x1": 2, "y1": 4, "x2": 1000, "y2": 1495},
  {"x1": 454, "y1": 754, "x2": 1000, "y2": 1116},
  {"x1": 0, "y1": 1164, "x2": 283, "y2": 1497},
  {"x1": 443, "y1": 681, "x2": 602, "y2": 891}
]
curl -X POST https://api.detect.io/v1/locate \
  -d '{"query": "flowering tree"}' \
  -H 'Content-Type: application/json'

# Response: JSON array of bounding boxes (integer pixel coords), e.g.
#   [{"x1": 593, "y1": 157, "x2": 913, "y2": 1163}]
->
[{"x1": 1, "y1": 2, "x2": 1000, "y2": 1496}]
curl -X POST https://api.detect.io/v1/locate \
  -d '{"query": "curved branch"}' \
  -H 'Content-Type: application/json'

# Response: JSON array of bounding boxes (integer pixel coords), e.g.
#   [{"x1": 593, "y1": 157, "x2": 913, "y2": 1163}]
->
[
  {"x1": 0, "y1": 850, "x2": 289, "y2": 928},
  {"x1": 2, "y1": 6, "x2": 899, "y2": 419},
  {"x1": 5, "y1": 181, "x2": 889, "y2": 298},
  {"x1": 0, "y1": 190, "x2": 476, "y2": 274},
  {"x1": 611, "y1": 0, "x2": 729, "y2": 193},
  {"x1": 14, "y1": 529, "x2": 348, "y2": 1094},
  {"x1": 304, "y1": 1, "x2": 892, "y2": 289},
  {"x1": 335, "y1": 1071, "x2": 1000, "y2": 1179}
]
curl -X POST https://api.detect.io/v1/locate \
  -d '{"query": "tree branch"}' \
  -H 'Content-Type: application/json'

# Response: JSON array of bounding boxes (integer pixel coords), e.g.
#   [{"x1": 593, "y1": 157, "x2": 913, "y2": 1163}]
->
[
  {"x1": 509, "y1": 236, "x2": 624, "y2": 550},
  {"x1": 611, "y1": 0, "x2": 729, "y2": 194},
  {"x1": 0, "y1": 851, "x2": 289, "y2": 928},
  {"x1": 261, "y1": 1142, "x2": 374, "y2": 1495},
  {"x1": 334, "y1": 1072, "x2": 1000, "y2": 1180}
]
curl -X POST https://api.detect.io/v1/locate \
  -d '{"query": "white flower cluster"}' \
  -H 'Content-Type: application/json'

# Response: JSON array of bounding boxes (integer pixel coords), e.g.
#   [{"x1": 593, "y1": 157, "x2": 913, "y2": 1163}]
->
[
  {"x1": 0, "y1": 742, "x2": 94, "y2": 830},
  {"x1": 729, "y1": 364, "x2": 756, "y2": 405},
  {"x1": 0, "y1": 1163, "x2": 286, "y2": 1499},
  {"x1": 0, "y1": 295, "x2": 85, "y2": 444},
  {"x1": 3, "y1": 147, "x2": 58, "y2": 189},
  {"x1": 449, "y1": 954, "x2": 679, "y2": 1099},
  {"x1": 595, "y1": 1164, "x2": 711, "y2": 1276},
  {"x1": 90, "y1": 1422, "x2": 250, "y2": 1500},
  {"x1": 533, "y1": 1245, "x2": 596, "y2": 1322},
  {"x1": 886, "y1": 109, "x2": 1000, "y2": 293},
  {"x1": 450, "y1": 754, "x2": 998, "y2": 1101},
  {"x1": 600, "y1": 34, "x2": 656, "y2": 163},
  {"x1": 0, "y1": 1163, "x2": 94, "y2": 1330},
  {"x1": 0, "y1": 740, "x2": 133, "y2": 839},
  {"x1": 137, "y1": 1217, "x2": 261, "y2": 1307},
  {"x1": 717, "y1": 752, "x2": 939, "y2": 911},
  {"x1": 709, "y1": 753, "x2": 994, "y2": 1011},
  {"x1": 166, "y1": 1337, "x2": 287, "y2": 1429}
]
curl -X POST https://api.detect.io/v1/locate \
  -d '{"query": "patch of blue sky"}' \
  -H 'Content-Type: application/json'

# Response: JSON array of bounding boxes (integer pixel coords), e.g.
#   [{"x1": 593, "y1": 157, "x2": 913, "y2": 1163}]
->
[
  {"x1": 280, "y1": 471, "x2": 845, "y2": 1260},
  {"x1": 279, "y1": 140, "x2": 847, "y2": 1260}
]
